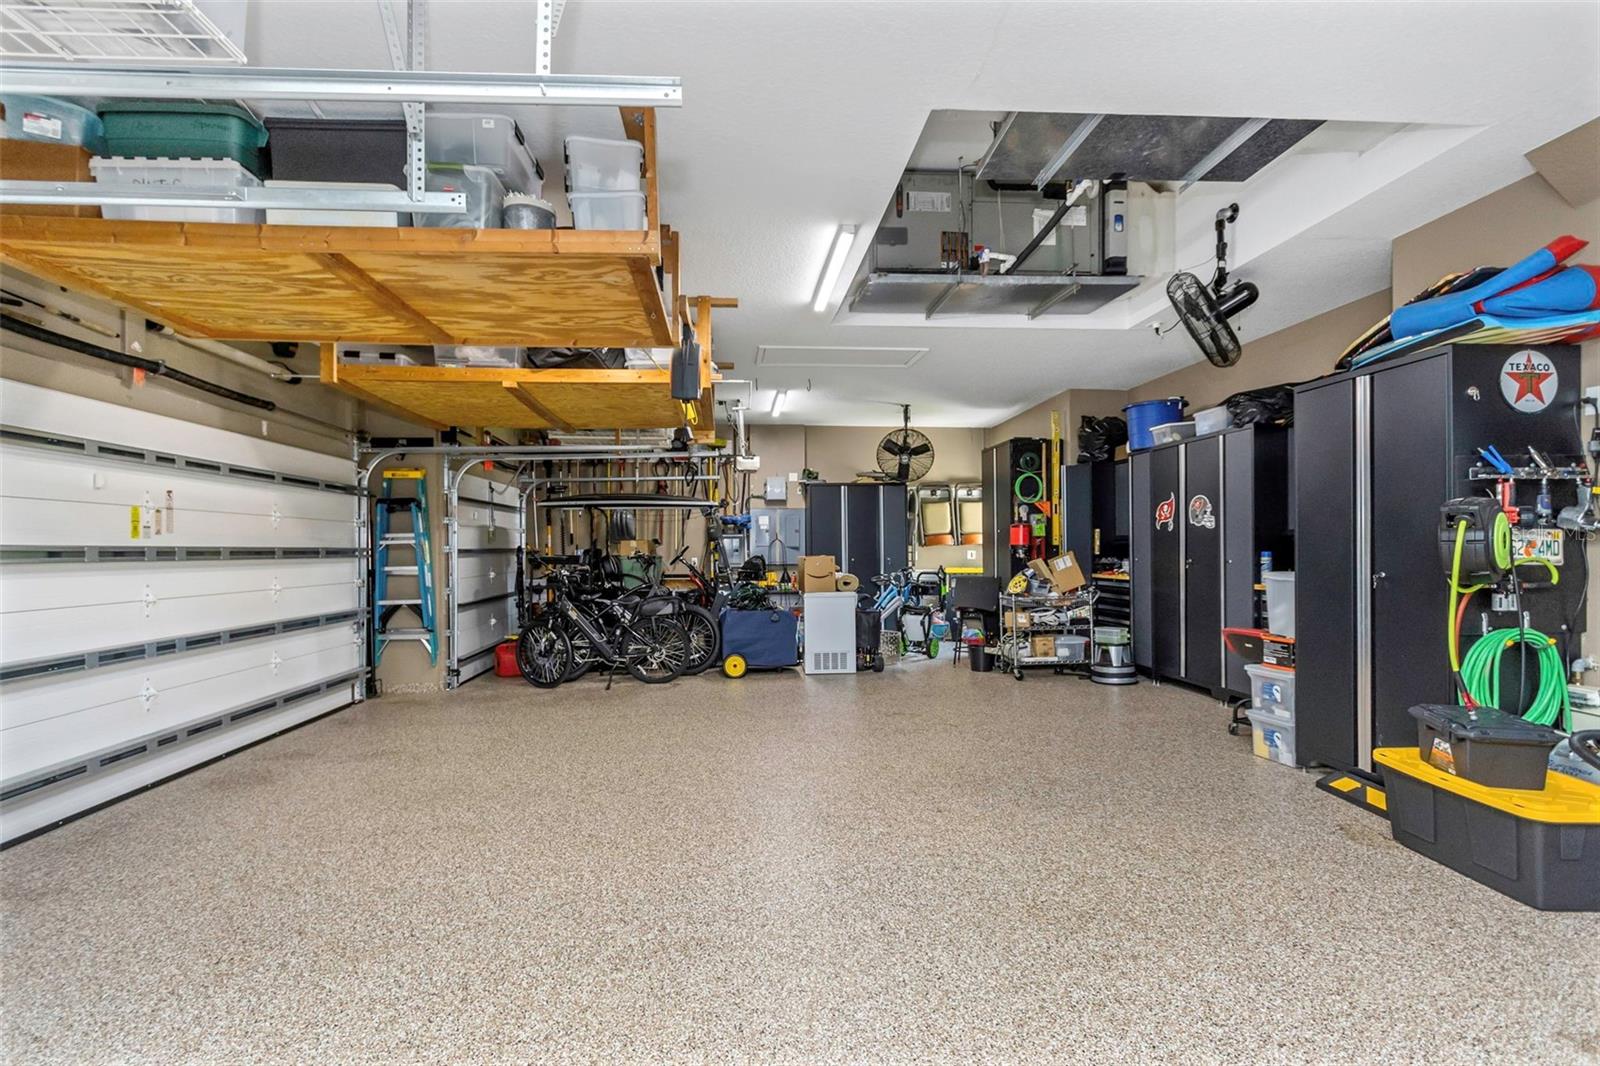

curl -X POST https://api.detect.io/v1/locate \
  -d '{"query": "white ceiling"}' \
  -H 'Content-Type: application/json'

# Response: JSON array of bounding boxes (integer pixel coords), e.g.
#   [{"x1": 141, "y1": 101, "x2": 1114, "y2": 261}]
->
[{"x1": 242, "y1": 0, "x2": 1600, "y2": 427}]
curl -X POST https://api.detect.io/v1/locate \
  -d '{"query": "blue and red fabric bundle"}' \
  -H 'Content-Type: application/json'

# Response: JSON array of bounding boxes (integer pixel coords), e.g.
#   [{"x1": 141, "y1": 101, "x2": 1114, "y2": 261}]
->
[{"x1": 1389, "y1": 235, "x2": 1600, "y2": 343}]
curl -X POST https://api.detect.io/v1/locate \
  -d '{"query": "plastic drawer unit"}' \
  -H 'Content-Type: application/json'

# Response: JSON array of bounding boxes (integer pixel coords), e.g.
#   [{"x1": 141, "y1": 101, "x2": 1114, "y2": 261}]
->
[{"x1": 1374, "y1": 747, "x2": 1600, "y2": 911}]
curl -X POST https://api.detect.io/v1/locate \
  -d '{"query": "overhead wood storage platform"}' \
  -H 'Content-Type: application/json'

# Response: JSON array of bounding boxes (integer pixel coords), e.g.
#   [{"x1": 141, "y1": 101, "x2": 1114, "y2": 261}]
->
[{"x1": 0, "y1": 217, "x2": 675, "y2": 348}]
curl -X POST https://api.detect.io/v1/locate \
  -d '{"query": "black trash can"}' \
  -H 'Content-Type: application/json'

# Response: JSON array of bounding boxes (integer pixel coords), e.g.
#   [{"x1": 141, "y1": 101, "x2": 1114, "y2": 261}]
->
[{"x1": 969, "y1": 644, "x2": 996, "y2": 672}]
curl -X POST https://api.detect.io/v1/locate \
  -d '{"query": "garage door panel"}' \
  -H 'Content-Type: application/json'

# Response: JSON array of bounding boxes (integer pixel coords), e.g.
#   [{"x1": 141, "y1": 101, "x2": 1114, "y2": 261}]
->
[
  {"x1": 2, "y1": 626, "x2": 359, "y2": 783},
  {"x1": 0, "y1": 559, "x2": 359, "y2": 665},
  {"x1": 1, "y1": 449, "x2": 354, "y2": 547}
]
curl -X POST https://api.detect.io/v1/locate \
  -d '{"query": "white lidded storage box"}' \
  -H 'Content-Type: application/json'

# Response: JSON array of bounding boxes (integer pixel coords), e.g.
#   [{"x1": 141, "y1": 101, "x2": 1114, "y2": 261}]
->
[
  {"x1": 1148, "y1": 420, "x2": 1196, "y2": 445},
  {"x1": 563, "y1": 135, "x2": 644, "y2": 192},
  {"x1": 264, "y1": 180, "x2": 400, "y2": 227},
  {"x1": 1246, "y1": 704, "x2": 1297, "y2": 767},
  {"x1": 1193, "y1": 406, "x2": 1231, "y2": 435},
  {"x1": 1263, "y1": 570, "x2": 1295, "y2": 636},
  {"x1": 569, "y1": 190, "x2": 646, "y2": 230},
  {"x1": 89, "y1": 156, "x2": 261, "y2": 223},
  {"x1": 424, "y1": 111, "x2": 542, "y2": 195},
  {"x1": 803, "y1": 591, "x2": 857, "y2": 675}
]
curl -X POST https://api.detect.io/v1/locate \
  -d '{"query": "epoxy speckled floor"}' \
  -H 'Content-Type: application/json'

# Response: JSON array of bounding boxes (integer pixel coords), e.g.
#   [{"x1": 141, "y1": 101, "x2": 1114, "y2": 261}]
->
[{"x1": 3, "y1": 661, "x2": 1596, "y2": 1064}]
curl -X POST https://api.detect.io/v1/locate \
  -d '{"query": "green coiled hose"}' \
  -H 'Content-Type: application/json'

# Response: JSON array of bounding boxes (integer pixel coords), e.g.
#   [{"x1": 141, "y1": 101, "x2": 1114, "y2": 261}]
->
[{"x1": 1459, "y1": 626, "x2": 1570, "y2": 729}]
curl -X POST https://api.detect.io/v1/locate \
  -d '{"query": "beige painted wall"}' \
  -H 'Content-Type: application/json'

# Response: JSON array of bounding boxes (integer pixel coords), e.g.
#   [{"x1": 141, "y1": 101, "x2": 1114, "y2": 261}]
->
[{"x1": 1125, "y1": 290, "x2": 1392, "y2": 411}]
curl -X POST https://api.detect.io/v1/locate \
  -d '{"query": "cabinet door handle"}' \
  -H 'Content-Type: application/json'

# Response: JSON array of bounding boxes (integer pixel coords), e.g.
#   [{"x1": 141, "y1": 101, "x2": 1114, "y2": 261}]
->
[{"x1": 1371, "y1": 570, "x2": 1387, "y2": 589}]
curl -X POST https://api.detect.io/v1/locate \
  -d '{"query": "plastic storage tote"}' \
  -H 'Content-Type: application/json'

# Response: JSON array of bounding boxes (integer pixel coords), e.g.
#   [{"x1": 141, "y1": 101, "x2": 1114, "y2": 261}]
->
[
  {"x1": 416, "y1": 163, "x2": 506, "y2": 229},
  {"x1": 1246, "y1": 704, "x2": 1297, "y2": 767},
  {"x1": 264, "y1": 180, "x2": 400, "y2": 227},
  {"x1": 1375, "y1": 746, "x2": 1599, "y2": 911},
  {"x1": 424, "y1": 112, "x2": 542, "y2": 195},
  {"x1": 1408, "y1": 703, "x2": 1563, "y2": 790},
  {"x1": 563, "y1": 135, "x2": 644, "y2": 192},
  {"x1": 98, "y1": 101, "x2": 267, "y2": 175},
  {"x1": 1, "y1": 94, "x2": 104, "y2": 152},
  {"x1": 1148, "y1": 421, "x2": 1196, "y2": 445},
  {"x1": 89, "y1": 157, "x2": 262, "y2": 223},
  {"x1": 1244, "y1": 662, "x2": 1295, "y2": 712},
  {"x1": 1123, "y1": 397, "x2": 1185, "y2": 450},
  {"x1": 1193, "y1": 406, "x2": 1231, "y2": 435},
  {"x1": 264, "y1": 117, "x2": 408, "y2": 187},
  {"x1": 1263, "y1": 570, "x2": 1295, "y2": 636},
  {"x1": 569, "y1": 190, "x2": 647, "y2": 230}
]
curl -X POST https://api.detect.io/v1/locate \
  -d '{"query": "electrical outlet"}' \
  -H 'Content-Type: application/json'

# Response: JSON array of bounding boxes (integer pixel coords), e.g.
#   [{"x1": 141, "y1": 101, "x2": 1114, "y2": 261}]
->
[{"x1": 1585, "y1": 385, "x2": 1600, "y2": 402}]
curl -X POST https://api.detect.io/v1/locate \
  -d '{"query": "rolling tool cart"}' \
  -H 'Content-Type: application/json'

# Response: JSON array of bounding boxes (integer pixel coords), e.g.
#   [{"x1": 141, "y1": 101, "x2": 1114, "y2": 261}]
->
[{"x1": 997, "y1": 587, "x2": 1095, "y2": 680}]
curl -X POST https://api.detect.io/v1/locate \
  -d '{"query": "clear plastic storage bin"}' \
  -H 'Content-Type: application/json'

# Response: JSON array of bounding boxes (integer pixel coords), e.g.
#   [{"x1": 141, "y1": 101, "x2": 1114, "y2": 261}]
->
[
  {"x1": 263, "y1": 180, "x2": 400, "y2": 227},
  {"x1": 417, "y1": 164, "x2": 506, "y2": 229},
  {"x1": 1149, "y1": 421, "x2": 1196, "y2": 445},
  {"x1": 88, "y1": 157, "x2": 261, "y2": 223},
  {"x1": 1263, "y1": 571, "x2": 1295, "y2": 636},
  {"x1": 1244, "y1": 662, "x2": 1295, "y2": 713},
  {"x1": 563, "y1": 135, "x2": 644, "y2": 192},
  {"x1": 569, "y1": 190, "x2": 646, "y2": 230},
  {"x1": 424, "y1": 112, "x2": 542, "y2": 195},
  {"x1": 1, "y1": 94, "x2": 104, "y2": 152},
  {"x1": 1247, "y1": 705, "x2": 1297, "y2": 767},
  {"x1": 1193, "y1": 406, "x2": 1231, "y2": 435}
]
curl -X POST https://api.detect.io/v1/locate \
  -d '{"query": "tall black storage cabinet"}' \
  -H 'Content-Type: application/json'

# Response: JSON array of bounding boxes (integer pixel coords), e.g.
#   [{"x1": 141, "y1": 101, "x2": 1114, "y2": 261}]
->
[
  {"x1": 1130, "y1": 424, "x2": 1291, "y2": 694},
  {"x1": 981, "y1": 437, "x2": 1052, "y2": 579},
  {"x1": 1062, "y1": 459, "x2": 1129, "y2": 568},
  {"x1": 804, "y1": 482, "x2": 909, "y2": 585},
  {"x1": 1294, "y1": 343, "x2": 1585, "y2": 774}
]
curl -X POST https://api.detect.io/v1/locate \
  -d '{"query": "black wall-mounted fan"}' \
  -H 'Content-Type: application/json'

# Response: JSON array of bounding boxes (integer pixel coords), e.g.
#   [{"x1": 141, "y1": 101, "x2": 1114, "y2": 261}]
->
[
  {"x1": 1166, "y1": 203, "x2": 1259, "y2": 368},
  {"x1": 876, "y1": 404, "x2": 935, "y2": 482}
]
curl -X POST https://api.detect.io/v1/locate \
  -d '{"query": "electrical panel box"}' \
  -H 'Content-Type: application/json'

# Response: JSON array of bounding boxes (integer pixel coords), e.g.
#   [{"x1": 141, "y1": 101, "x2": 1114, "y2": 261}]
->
[
  {"x1": 763, "y1": 475, "x2": 788, "y2": 502},
  {"x1": 749, "y1": 507, "x2": 803, "y2": 565}
]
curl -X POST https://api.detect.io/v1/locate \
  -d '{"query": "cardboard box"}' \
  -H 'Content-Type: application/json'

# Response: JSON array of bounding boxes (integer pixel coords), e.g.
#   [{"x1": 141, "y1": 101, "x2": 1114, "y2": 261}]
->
[
  {"x1": 1262, "y1": 635, "x2": 1297, "y2": 669},
  {"x1": 798, "y1": 554, "x2": 837, "y2": 593},
  {"x1": 1027, "y1": 551, "x2": 1087, "y2": 595},
  {"x1": 1030, "y1": 633, "x2": 1057, "y2": 658},
  {"x1": 1004, "y1": 609, "x2": 1029, "y2": 631},
  {"x1": 0, "y1": 140, "x2": 99, "y2": 217}
]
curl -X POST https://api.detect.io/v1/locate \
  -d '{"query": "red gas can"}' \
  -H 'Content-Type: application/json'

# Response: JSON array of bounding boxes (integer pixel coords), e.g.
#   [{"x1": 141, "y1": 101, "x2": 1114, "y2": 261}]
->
[{"x1": 494, "y1": 640, "x2": 520, "y2": 677}]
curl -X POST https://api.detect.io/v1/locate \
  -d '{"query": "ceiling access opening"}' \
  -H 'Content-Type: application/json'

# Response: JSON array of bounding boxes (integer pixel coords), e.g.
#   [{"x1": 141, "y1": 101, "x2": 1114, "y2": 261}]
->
[{"x1": 847, "y1": 109, "x2": 1326, "y2": 321}]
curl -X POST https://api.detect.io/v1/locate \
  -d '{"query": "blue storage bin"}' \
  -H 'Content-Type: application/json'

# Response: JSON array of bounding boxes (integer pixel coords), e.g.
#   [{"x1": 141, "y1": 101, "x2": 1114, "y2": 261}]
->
[
  {"x1": 0, "y1": 94, "x2": 104, "y2": 153},
  {"x1": 720, "y1": 608, "x2": 799, "y2": 669}
]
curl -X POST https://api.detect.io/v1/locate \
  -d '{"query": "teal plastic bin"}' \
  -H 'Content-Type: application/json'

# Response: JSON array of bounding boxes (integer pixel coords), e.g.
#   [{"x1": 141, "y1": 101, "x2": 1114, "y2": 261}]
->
[
  {"x1": 1, "y1": 94, "x2": 105, "y2": 152},
  {"x1": 97, "y1": 101, "x2": 268, "y2": 175}
]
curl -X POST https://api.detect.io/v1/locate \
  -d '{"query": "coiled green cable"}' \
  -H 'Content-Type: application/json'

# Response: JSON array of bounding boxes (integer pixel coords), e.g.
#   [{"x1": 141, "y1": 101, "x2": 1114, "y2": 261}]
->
[{"x1": 1459, "y1": 626, "x2": 1570, "y2": 729}]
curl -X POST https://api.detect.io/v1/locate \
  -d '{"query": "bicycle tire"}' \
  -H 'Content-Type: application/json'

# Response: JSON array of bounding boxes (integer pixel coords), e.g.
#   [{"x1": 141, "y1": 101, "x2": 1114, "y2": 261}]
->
[
  {"x1": 516, "y1": 620, "x2": 572, "y2": 689},
  {"x1": 676, "y1": 603, "x2": 721, "y2": 675},
  {"x1": 626, "y1": 615, "x2": 688, "y2": 684}
]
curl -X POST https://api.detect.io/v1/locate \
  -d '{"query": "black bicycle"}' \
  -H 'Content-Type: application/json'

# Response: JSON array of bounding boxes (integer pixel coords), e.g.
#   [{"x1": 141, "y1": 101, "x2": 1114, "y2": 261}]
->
[{"x1": 517, "y1": 564, "x2": 689, "y2": 688}]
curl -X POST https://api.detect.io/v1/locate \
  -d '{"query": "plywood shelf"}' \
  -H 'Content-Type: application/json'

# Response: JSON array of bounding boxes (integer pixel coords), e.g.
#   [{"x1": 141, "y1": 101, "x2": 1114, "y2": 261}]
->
[
  {"x1": 0, "y1": 215, "x2": 674, "y2": 347},
  {"x1": 319, "y1": 290, "x2": 729, "y2": 441}
]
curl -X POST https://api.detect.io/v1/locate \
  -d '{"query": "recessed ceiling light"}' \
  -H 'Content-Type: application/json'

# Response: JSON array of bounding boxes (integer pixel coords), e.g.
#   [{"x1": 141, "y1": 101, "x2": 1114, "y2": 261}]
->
[{"x1": 812, "y1": 224, "x2": 858, "y2": 313}]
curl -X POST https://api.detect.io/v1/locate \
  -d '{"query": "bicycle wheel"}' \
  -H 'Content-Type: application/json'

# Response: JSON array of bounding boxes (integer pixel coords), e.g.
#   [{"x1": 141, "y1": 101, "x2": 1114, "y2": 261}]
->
[
  {"x1": 676, "y1": 603, "x2": 721, "y2": 676},
  {"x1": 516, "y1": 620, "x2": 572, "y2": 689},
  {"x1": 625, "y1": 615, "x2": 688, "y2": 684}
]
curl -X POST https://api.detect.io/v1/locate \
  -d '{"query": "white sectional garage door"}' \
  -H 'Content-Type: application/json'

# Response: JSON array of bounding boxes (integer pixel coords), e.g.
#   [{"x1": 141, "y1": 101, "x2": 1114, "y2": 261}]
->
[
  {"x1": 0, "y1": 381, "x2": 362, "y2": 845},
  {"x1": 449, "y1": 471, "x2": 520, "y2": 686}
]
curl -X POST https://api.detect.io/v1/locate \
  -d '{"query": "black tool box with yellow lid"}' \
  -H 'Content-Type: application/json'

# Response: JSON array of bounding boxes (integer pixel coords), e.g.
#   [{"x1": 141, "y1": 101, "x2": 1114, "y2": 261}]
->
[{"x1": 1375, "y1": 746, "x2": 1600, "y2": 911}]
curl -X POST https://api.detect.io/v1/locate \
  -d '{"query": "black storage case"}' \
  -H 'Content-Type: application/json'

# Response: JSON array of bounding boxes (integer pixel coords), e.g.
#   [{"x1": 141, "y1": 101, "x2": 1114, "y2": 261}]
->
[
  {"x1": 1410, "y1": 703, "x2": 1563, "y2": 790},
  {"x1": 1379, "y1": 762, "x2": 1600, "y2": 911},
  {"x1": 264, "y1": 117, "x2": 409, "y2": 187}
]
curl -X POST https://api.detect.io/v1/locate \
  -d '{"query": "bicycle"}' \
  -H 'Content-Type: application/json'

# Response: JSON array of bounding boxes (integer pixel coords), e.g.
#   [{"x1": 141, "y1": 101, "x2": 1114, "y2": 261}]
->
[{"x1": 517, "y1": 562, "x2": 689, "y2": 689}]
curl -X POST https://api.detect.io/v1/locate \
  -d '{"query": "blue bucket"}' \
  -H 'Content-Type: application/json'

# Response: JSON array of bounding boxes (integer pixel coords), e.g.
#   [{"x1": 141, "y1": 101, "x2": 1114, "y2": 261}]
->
[{"x1": 1124, "y1": 397, "x2": 1187, "y2": 451}]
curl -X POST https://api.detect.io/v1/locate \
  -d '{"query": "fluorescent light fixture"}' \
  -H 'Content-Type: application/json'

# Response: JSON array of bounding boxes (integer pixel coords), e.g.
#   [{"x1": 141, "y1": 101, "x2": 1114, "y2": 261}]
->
[
  {"x1": 771, "y1": 389, "x2": 789, "y2": 417},
  {"x1": 812, "y1": 224, "x2": 858, "y2": 313}
]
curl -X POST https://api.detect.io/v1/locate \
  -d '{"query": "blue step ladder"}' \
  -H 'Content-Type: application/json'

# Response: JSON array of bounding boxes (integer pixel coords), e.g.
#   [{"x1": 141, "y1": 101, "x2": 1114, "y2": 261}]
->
[{"x1": 372, "y1": 468, "x2": 437, "y2": 665}]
